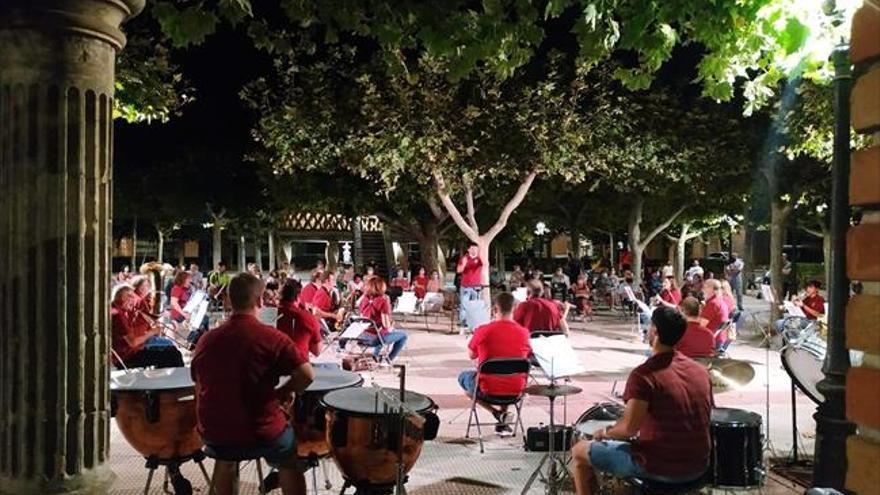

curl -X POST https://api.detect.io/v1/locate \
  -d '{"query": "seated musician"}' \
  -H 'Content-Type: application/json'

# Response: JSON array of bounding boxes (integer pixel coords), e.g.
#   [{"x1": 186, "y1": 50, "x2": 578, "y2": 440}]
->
[
  {"x1": 208, "y1": 260, "x2": 230, "y2": 302},
  {"x1": 298, "y1": 270, "x2": 321, "y2": 306},
  {"x1": 168, "y1": 271, "x2": 193, "y2": 323},
  {"x1": 192, "y1": 273, "x2": 315, "y2": 495},
  {"x1": 357, "y1": 277, "x2": 408, "y2": 362},
  {"x1": 458, "y1": 292, "x2": 531, "y2": 437},
  {"x1": 775, "y1": 279, "x2": 826, "y2": 333},
  {"x1": 513, "y1": 281, "x2": 567, "y2": 336},
  {"x1": 571, "y1": 307, "x2": 712, "y2": 494},
  {"x1": 311, "y1": 270, "x2": 344, "y2": 329},
  {"x1": 131, "y1": 275, "x2": 156, "y2": 314},
  {"x1": 111, "y1": 284, "x2": 183, "y2": 369},
  {"x1": 277, "y1": 280, "x2": 322, "y2": 359},
  {"x1": 700, "y1": 279, "x2": 731, "y2": 353},
  {"x1": 676, "y1": 297, "x2": 716, "y2": 358}
]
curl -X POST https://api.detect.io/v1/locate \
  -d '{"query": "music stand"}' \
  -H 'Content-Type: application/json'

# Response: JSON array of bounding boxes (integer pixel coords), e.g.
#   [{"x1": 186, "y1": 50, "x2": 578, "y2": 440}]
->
[{"x1": 748, "y1": 309, "x2": 778, "y2": 458}]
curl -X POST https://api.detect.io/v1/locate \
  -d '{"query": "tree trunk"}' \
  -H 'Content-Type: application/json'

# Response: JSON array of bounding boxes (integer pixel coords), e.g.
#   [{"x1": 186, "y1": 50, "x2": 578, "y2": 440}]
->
[
  {"x1": 479, "y1": 242, "x2": 491, "y2": 300},
  {"x1": 238, "y1": 235, "x2": 246, "y2": 272},
  {"x1": 326, "y1": 240, "x2": 340, "y2": 271},
  {"x1": 675, "y1": 234, "x2": 687, "y2": 285},
  {"x1": 268, "y1": 231, "x2": 276, "y2": 272},
  {"x1": 212, "y1": 224, "x2": 222, "y2": 269},
  {"x1": 255, "y1": 237, "x2": 264, "y2": 272},
  {"x1": 769, "y1": 200, "x2": 791, "y2": 321},
  {"x1": 570, "y1": 225, "x2": 582, "y2": 258},
  {"x1": 628, "y1": 200, "x2": 644, "y2": 287},
  {"x1": 609, "y1": 232, "x2": 615, "y2": 267},
  {"x1": 177, "y1": 241, "x2": 185, "y2": 268},
  {"x1": 131, "y1": 217, "x2": 138, "y2": 269}
]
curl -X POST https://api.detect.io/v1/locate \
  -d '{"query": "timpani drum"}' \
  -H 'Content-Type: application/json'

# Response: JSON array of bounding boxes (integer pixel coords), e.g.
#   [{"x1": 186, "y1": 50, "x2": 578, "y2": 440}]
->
[{"x1": 291, "y1": 368, "x2": 363, "y2": 459}]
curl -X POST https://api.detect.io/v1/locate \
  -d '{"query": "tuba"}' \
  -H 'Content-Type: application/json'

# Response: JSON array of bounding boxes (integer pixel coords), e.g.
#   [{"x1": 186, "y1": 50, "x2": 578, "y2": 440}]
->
[{"x1": 139, "y1": 261, "x2": 165, "y2": 315}]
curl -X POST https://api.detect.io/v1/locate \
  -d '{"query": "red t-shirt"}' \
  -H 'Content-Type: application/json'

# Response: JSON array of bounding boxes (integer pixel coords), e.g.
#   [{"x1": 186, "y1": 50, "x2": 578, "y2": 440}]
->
[
  {"x1": 359, "y1": 295, "x2": 392, "y2": 336},
  {"x1": 660, "y1": 288, "x2": 682, "y2": 306},
  {"x1": 311, "y1": 287, "x2": 333, "y2": 312},
  {"x1": 111, "y1": 306, "x2": 147, "y2": 362},
  {"x1": 459, "y1": 255, "x2": 483, "y2": 287},
  {"x1": 298, "y1": 282, "x2": 318, "y2": 305},
  {"x1": 191, "y1": 314, "x2": 307, "y2": 446},
  {"x1": 276, "y1": 301, "x2": 322, "y2": 358},
  {"x1": 412, "y1": 275, "x2": 428, "y2": 299},
  {"x1": 170, "y1": 284, "x2": 189, "y2": 320},
  {"x1": 623, "y1": 351, "x2": 713, "y2": 478},
  {"x1": 700, "y1": 295, "x2": 728, "y2": 335},
  {"x1": 803, "y1": 294, "x2": 825, "y2": 320},
  {"x1": 391, "y1": 278, "x2": 410, "y2": 291},
  {"x1": 468, "y1": 319, "x2": 531, "y2": 396},
  {"x1": 676, "y1": 321, "x2": 716, "y2": 358},
  {"x1": 513, "y1": 298, "x2": 562, "y2": 332}
]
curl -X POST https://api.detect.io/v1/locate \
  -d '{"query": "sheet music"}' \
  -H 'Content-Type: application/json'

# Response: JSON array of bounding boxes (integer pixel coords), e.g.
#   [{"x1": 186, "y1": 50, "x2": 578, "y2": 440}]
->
[
  {"x1": 513, "y1": 287, "x2": 528, "y2": 302},
  {"x1": 463, "y1": 299, "x2": 491, "y2": 331},
  {"x1": 340, "y1": 321, "x2": 372, "y2": 339},
  {"x1": 190, "y1": 300, "x2": 209, "y2": 329},
  {"x1": 529, "y1": 334, "x2": 585, "y2": 380},
  {"x1": 783, "y1": 300, "x2": 806, "y2": 318},
  {"x1": 258, "y1": 307, "x2": 278, "y2": 325},
  {"x1": 760, "y1": 284, "x2": 775, "y2": 303},
  {"x1": 183, "y1": 290, "x2": 206, "y2": 314}
]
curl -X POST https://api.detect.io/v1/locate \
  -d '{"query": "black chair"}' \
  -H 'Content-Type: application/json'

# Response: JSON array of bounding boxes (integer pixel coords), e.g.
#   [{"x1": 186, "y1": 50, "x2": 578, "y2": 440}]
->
[
  {"x1": 465, "y1": 358, "x2": 531, "y2": 453},
  {"x1": 626, "y1": 471, "x2": 708, "y2": 495},
  {"x1": 203, "y1": 444, "x2": 268, "y2": 494}
]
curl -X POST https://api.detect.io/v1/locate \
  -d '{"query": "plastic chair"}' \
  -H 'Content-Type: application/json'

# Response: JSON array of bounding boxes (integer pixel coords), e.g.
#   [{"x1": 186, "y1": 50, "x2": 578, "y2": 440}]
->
[{"x1": 465, "y1": 358, "x2": 530, "y2": 453}]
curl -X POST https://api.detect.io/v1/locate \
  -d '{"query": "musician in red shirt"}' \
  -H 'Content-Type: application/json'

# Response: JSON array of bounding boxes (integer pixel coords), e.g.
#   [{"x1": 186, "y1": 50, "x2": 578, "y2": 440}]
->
[
  {"x1": 311, "y1": 271, "x2": 343, "y2": 328},
  {"x1": 192, "y1": 273, "x2": 314, "y2": 495},
  {"x1": 458, "y1": 292, "x2": 531, "y2": 436},
  {"x1": 277, "y1": 280, "x2": 323, "y2": 359},
  {"x1": 513, "y1": 282, "x2": 566, "y2": 335},
  {"x1": 572, "y1": 307, "x2": 712, "y2": 494},
  {"x1": 358, "y1": 277, "x2": 408, "y2": 362},
  {"x1": 169, "y1": 271, "x2": 192, "y2": 322},
  {"x1": 457, "y1": 242, "x2": 484, "y2": 328},
  {"x1": 298, "y1": 270, "x2": 321, "y2": 306},
  {"x1": 110, "y1": 284, "x2": 183, "y2": 369},
  {"x1": 700, "y1": 279, "x2": 731, "y2": 352},
  {"x1": 775, "y1": 280, "x2": 826, "y2": 333},
  {"x1": 676, "y1": 297, "x2": 716, "y2": 358}
]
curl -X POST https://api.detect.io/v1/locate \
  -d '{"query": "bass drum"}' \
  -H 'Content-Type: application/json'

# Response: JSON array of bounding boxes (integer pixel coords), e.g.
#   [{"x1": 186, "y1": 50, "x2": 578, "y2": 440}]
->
[
  {"x1": 781, "y1": 332, "x2": 826, "y2": 404},
  {"x1": 291, "y1": 368, "x2": 363, "y2": 459},
  {"x1": 110, "y1": 367, "x2": 202, "y2": 460},
  {"x1": 323, "y1": 387, "x2": 439, "y2": 488},
  {"x1": 573, "y1": 402, "x2": 624, "y2": 442},
  {"x1": 710, "y1": 408, "x2": 764, "y2": 489}
]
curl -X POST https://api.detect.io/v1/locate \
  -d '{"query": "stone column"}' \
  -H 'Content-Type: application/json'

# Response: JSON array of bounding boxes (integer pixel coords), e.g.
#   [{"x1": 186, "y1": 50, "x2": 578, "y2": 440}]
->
[{"x1": 0, "y1": 0, "x2": 143, "y2": 492}]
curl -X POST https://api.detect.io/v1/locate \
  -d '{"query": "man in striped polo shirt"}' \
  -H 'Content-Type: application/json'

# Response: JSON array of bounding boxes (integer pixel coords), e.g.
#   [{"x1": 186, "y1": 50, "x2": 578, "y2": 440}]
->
[{"x1": 571, "y1": 307, "x2": 713, "y2": 494}]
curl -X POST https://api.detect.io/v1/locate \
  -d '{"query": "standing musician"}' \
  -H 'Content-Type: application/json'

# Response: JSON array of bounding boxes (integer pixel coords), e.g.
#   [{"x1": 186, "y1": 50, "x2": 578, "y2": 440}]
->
[
  {"x1": 311, "y1": 270, "x2": 345, "y2": 330},
  {"x1": 571, "y1": 307, "x2": 712, "y2": 494},
  {"x1": 513, "y1": 281, "x2": 567, "y2": 336},
  {"x1": 457, "y1": 242, "x2": 484, "y2": 328},
  {"x1": 192, "y1": 273, "x2": 315, "y2": 495},
  {"x1": 357, "y1": 277, "x2": 409, "y2": 363},
  {"x1": 457, "y1": 292, "x2": 531, "y2": 437},
  {"x1": 277, "y1": 280, "x2": 323, "y2": 359},
  {"x1": 111, "y1": 284, "x2": 183, "y2": 369}
]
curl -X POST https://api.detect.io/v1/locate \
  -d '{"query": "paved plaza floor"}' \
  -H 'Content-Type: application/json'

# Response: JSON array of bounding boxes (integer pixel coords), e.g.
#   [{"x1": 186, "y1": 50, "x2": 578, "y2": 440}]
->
[{"x1": 109, "y1": 294, "x2": 819, "y2": 494}]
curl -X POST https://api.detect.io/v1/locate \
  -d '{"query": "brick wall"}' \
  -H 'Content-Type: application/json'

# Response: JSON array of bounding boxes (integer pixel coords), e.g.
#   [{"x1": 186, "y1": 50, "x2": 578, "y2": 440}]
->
[{"x1": 846, "y1": 3, "x2": 880, "y2": 494}]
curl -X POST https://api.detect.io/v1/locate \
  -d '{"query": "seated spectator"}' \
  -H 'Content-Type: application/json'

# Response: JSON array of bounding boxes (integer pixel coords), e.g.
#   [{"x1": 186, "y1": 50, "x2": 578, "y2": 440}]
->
[
  {"x1": 458, "y1": 292, "x2": 531, "y2": 437},
  {"x1": 412, "y1": 266, "x2": 429, "y2": 299},
  {"x1": 509, "y1": 265, "x2": 526, "y2": 288},
  {"x1": 570, "y1": 274, "x2": 593, "y2": 319},
  {"x1": 426, "y1": 270, "x2": 443, "y2": 293},
  {"x1": 390, "y1": 268, "x2": 410, "y2": 291},
  {"x1": 676, "y1": 297, "x2": 716, "y2": 358}
]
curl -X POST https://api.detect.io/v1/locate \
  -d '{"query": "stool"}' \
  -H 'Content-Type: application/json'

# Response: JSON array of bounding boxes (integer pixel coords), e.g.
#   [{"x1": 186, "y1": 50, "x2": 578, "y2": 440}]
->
[
  {"x1": 626, "y1": 473, "x2": 707, "y2": 495},
  {"x1": 203, "y1": 445, "x2": 268, "y2": 495}
]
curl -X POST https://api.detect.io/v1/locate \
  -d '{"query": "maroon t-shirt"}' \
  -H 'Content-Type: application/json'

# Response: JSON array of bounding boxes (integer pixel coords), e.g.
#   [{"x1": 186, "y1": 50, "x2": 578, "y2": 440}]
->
[
  {"x1": 192, "y1": 314, "x2": 307, "y2": 446},
  {"x1": 803, "y1": 294, "x2": 825, "y2": 320},
  {"x1": 111, "y1": 306, "x2": 147, "y2": 362},
  {"x1": 675, "y1": 321, "x2": 716, "y2": 358},
  {"x1": 358, "y1": 295, "x2": 392, "y2": 336},
  {"x1": 311, "y1": 287, "x2": 333, "y2": 312},
  {"x1": 660, "y1": 288, "x2": 682, "y2": 306},
  {"x1": 513, "y1": 298, "x2": 562, "y2": 332},
  {"x1": 623, "y1": 351, "x2": 713, "y2": 477},
  {"x1": 298, "y1": 282, "x2": 319, "y2": 305},
  {"x1": 170, "y1": 284, "x2": 189, "y2": 320},
  {"x1": 468, "y1": 319, "x2": 531, "y2": 395},
  {"x1": 459, "y1": 255, "x2": 483, "y2": 287},
  {"x1": 277, "y1": 301, "x2": 322, "y2": 358}
]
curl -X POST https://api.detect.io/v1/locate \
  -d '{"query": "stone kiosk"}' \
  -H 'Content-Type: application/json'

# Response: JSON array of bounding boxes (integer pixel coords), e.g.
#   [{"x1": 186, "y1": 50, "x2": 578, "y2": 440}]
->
[{"x1": 0, "y1": 1, "x2": 143, "y2": 492}]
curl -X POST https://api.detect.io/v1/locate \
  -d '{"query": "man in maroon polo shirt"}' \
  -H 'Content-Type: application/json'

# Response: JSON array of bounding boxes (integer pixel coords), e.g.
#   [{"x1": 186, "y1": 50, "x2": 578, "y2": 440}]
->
[
  {"x1": 457, "y1": 242, "x2": 484, "y2": 329},
  {"x1": 571, "y1": 307, "x2": 712, "y2": 494},
  {"x1": 513, "y1": 282, "x2": 567, "y2": 335},
  {"x1": 458, "y1": 292, "x2": 531, "y2": 436},
  {"x1": 192, "y1": 273, "x2": 315, "y2": 495}
]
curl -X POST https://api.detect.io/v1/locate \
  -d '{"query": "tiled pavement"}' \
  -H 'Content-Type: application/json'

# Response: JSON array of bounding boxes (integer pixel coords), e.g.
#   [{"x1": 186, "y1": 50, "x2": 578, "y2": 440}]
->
[{"x1": 109, "y1": 295, "x2": 818, "y2": 494}]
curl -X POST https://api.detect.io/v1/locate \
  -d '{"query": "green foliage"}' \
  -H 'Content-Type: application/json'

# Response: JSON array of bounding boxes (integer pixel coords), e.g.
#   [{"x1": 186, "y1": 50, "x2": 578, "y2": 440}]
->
[{"x1": 152, "y1": 2, "x2": 220, "y2": 48}]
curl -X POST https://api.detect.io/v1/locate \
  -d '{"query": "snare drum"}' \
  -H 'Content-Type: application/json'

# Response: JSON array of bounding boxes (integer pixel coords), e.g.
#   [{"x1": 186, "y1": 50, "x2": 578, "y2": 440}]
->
[
  {"x1": 291, "y1": 368, "x2": 363, "y2": 459},
  {"x1": 710, "y1": 408, "x2": 764, "y2": 489},
  {"x1": 573, "y1": 402, "x2": 624, "y2": 442},
  {"x1": 110, "y1": 367, "x2": 202, "y2": 460},
  {"x1": 323, "y1": 387, "x2": 439, "y2": 487}
]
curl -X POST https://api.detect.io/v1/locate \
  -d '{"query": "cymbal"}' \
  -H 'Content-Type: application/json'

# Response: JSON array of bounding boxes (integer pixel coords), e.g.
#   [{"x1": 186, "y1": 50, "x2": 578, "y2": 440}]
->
[
  {"x1": 524, "y1": 383, "x2": 583, "y2": 398},
  {"x1": 697, "y1": 358, "x2": 755, "y2": 393}
]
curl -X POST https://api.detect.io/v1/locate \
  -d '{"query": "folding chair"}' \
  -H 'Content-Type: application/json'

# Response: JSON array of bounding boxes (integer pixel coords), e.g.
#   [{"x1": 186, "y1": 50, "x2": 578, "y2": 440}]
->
[
  {"x1": 465, "y1": 358, "x2": 530, "y2": 453},
  {"x1": 419, "y1": 292, "x2": 446, "y2": 331},
  {"x1": 339, "y1": 316, "x2": 389, "y2": 370},
  {"x1": 392, "y1": 291, "x2": 419, "y2": 323}
]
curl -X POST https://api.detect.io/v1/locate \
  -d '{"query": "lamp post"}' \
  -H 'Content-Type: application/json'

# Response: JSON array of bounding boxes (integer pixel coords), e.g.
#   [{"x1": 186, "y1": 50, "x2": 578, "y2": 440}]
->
[{"x1": 812, "y1": 5, "x2": 856, "y2": 487}]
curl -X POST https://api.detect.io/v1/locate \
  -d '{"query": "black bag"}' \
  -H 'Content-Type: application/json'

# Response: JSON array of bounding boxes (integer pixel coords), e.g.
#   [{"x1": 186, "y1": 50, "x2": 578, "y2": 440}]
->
[{"x1": 524, "y1": 425, "x2": 573, "y2": 452}]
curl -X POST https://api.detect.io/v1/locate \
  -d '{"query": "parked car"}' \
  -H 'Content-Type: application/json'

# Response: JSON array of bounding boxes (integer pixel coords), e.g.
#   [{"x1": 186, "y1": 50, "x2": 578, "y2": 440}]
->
[{"x1": 706, "y1": 251, "x2": 729, "y2": 261}]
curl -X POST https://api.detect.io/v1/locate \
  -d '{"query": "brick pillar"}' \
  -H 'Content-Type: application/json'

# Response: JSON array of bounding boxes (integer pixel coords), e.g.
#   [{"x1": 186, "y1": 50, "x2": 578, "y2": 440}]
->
[
  {"x1": 0, "y1": 0, "x2": 143, "y2": 492},
  {"x1": 845, "y1": 3, "x2": 880, "y2": 494}
]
